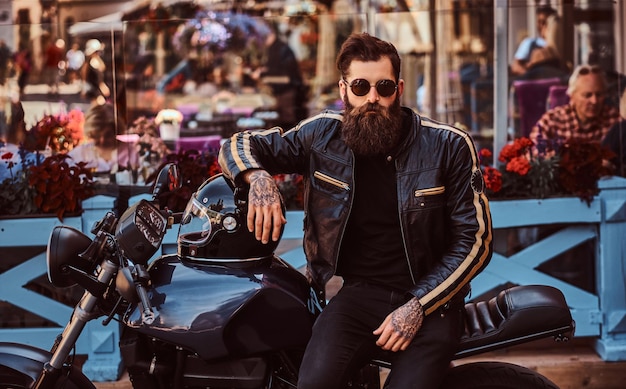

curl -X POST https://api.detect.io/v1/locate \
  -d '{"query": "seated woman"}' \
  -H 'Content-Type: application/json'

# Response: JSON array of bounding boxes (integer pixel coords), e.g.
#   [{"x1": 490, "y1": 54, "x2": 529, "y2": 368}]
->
[
  {"x1": 68, "y1": 103, "x2": 139, "y2": 177},
  {"x1": 514, "y1": 14, "x2": 569, "y2": 82}
]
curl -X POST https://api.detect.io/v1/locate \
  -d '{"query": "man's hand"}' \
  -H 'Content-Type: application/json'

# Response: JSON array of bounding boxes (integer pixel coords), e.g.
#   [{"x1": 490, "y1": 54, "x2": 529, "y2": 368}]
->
[
  {"x1": 246, "y1": 170, "x2": 286, "y2": 244},
  {"x1": 373, "y1": 297, "x2": 424, "y2": 352}
]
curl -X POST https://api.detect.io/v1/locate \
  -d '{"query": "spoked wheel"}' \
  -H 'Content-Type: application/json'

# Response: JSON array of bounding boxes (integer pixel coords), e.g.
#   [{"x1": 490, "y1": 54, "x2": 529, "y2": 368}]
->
[{"x1": 441, "y1": 362, "x2": 559, "y2": 389}]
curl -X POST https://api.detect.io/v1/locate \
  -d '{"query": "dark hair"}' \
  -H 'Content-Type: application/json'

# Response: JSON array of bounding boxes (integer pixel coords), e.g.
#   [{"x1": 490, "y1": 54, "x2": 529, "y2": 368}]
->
[
  {"x1": 84, "y1": 103, "x2": 126, "y2": 140},
  {"x1": 336, "y1": 33, "x2": 401, "y2": 82},
  {"x1": 537, "y1": 5, "x2": 557, "y2": 17}
]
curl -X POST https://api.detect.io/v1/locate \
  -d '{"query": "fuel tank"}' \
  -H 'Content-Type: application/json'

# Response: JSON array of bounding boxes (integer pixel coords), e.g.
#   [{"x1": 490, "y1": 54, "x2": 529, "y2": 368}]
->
[{"x1": 123, "y1": 254, "x2": 314, "y2": 360}]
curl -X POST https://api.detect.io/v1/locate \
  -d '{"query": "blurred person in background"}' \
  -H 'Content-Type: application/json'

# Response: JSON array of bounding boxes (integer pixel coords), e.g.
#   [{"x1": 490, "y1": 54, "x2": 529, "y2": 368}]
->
[
  {"x1": 68, "y1": 103, "x2": 138, "y2": 175},
  {"x1": 510, "y1": 6, "x2": 557, "y2": 76},
  {"x1": 81, "y1": 39, "x2": 110, "y2": 106},
  {"x1": 13, "y1": 46, "x2": 32, "y2": 96},
  {"x1": 43, "y1": 38, "x2": 65, "y2": 95},
  {"x1": 252, "y1": 22, "x2": 308, "y2": 129},
  {"x1": 65, "y1": 41, "x2": 85, "y2": 85},
  {"x1": 530, "y1": 64, "x2": 620, "y2": 151},
  {"x1": 0, "y1": 39, "x2": 12, "y2": 86},
  {"x1": 515, "y1": 13, "x2": 569, "y2": 81}
]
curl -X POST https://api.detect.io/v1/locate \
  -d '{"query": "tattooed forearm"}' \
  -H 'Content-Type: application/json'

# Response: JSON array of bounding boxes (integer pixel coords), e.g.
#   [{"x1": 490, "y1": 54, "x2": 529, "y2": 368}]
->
[
  {"x1": 248, "y1": 170, "x2": 282, "y2": 206},
  {"x1": 391, "y1": 298, "x2": 424, "y2": 339}
]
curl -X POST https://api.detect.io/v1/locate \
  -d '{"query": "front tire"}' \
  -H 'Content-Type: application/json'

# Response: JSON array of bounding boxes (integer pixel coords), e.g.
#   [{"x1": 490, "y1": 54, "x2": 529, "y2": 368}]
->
[
  {"x1": 0, "y1": 364, "x2": 95, "y2": 389},
  {"x1": 441, "y1": 362, "x2": 559, "y2": 389}
]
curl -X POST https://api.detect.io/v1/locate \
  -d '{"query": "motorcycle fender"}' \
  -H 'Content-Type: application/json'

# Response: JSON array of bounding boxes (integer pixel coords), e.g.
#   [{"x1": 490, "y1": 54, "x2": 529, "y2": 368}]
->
[{"x1": 0, "y1": 342, "x2": 94, "y2": 387}]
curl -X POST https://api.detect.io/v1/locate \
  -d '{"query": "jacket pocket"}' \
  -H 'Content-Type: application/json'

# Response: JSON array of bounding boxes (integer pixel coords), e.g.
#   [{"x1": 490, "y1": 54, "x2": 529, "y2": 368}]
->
[
  {"x1": 411, "y1": 185, "x2": 446, "y2": 210},
  {"x1": 414, "y1": 186, "x2": 445, "y2": 197},
  {"x1": 313, "y1": 171, "x2": 350, "y2": 192}
]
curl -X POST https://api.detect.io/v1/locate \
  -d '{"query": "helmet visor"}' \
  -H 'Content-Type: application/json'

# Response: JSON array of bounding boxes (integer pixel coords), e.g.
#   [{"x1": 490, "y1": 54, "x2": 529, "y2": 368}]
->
[{"x1": 178, "y1": 196, "x2": 216, "y2": 245}]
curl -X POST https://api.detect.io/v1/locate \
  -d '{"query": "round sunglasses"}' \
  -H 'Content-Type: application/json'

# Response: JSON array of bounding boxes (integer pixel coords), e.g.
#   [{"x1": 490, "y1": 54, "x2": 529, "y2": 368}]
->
[{"x1": 342, "y1": 78, "x2": 398, "y2": 97}]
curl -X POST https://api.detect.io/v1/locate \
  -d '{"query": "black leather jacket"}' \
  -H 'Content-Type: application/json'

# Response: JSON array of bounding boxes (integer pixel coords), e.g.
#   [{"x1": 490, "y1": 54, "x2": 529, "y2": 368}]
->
[{"x1": 219, "y1": 108, "x2": 493, "y2": 316}]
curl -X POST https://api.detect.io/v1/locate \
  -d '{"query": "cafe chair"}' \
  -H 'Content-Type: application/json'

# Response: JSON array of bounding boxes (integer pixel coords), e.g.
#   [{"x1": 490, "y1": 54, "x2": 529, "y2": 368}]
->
[
  {"x1": 547, "y1": 84, "x2": 569, "y2": 109},
  {"x1": 512, "y1": 77, "x2": 563, "y2": 138}
]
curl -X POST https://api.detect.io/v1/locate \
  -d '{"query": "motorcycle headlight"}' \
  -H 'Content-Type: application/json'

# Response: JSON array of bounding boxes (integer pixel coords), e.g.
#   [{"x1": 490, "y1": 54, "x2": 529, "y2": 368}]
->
[{"x1": 47, "y1": 226, "x2": 93, "y2": 288}]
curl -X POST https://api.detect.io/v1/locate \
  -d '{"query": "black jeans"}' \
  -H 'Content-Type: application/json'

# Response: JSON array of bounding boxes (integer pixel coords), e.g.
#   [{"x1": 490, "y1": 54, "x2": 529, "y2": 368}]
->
[{"x1": 298, "y1": 282, "x2": 463, "y2": 389}]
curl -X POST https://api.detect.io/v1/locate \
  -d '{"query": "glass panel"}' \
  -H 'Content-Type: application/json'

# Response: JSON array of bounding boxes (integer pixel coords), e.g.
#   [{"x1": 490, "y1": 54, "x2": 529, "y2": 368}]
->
[{"x1": 1, "y1": 1, "x2": 624, "y2": 194}]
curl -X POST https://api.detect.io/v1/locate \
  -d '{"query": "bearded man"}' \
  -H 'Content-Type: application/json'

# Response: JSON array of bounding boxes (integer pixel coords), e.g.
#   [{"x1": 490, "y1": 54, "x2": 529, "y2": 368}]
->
[{"x1": 218, "y1": 32, "x2": 493, "y2": 389}]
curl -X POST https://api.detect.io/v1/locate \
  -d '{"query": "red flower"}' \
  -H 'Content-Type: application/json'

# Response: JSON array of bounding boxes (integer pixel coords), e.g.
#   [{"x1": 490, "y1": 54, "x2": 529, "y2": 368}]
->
[
  {"x1": 483, "y1": 166, "x2": 502, "y2": 193},
  {"x1": 498, "y1": 137, "x2": 533, "y2": 162},
  {"x1": 1, "y1": 152, "x2": 13, "y2": 160},
  {"x1": 506, "y1": 156, "x2": 531, "y2": 176},
  {"x1": 479, "y1": 148, "x2": 492, "y2": 159}
]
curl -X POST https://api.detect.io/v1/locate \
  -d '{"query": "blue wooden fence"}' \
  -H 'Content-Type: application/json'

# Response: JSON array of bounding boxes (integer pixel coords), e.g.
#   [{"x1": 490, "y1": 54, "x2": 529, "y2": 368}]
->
[{"x1": 2, "y1": 176, "x2": 626, "y2": 381}]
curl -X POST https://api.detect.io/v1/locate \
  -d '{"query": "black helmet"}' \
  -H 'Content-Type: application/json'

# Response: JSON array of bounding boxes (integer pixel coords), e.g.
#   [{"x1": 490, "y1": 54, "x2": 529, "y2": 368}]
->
[{"x1": 177, "y1": 173, "x2": 284, "y2": 262}]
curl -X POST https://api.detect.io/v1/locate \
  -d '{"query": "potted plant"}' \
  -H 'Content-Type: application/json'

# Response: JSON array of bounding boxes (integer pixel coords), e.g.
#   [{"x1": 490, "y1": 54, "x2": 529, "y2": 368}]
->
[
  {"x1": 1, "y1": 146, "x2": 94, "y2": 221},
  {"x1": 480, "y1": 136, "x2": 615, "y2": 204}
]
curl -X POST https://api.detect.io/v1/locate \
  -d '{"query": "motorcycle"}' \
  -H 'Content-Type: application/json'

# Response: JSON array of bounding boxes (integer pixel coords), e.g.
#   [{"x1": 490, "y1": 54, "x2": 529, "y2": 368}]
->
[{"x1": 0, "y1": 164, "x2": 575, "y2": 388}]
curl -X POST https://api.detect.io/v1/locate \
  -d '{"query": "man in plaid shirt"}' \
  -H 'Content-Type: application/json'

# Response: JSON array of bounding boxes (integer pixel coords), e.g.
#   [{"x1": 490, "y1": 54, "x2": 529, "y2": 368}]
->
[{"x1": 530, "y1": 64, "x2": 620, "y2": 150}]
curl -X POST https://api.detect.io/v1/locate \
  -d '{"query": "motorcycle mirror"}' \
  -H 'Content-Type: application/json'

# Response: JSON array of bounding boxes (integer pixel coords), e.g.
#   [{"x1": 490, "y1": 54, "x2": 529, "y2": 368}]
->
[{"x1": 151, "y1": 163, "x2": 181, "y2": 199}]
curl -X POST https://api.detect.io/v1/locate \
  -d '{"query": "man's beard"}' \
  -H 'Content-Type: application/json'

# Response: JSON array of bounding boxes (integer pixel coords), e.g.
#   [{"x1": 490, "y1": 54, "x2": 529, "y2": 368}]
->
[{"x1": 341, "y1": 95, "x2": 404, "y2": 156}]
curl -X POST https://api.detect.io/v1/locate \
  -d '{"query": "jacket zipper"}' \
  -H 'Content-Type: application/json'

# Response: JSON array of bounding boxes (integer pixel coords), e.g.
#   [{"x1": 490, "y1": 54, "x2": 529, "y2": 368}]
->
[
  {"x1": 414, "y1": 186, "x2": 445, "y2": 197},
  {"x1": 397, "y1": 162, "x2": 417, "y2": 285},
  {"x1": 313, "y1": 171, "x2": 351, "y2": 191},
  {"x1": 328, "y1": 159, "x2": 354, "y2": 288}
]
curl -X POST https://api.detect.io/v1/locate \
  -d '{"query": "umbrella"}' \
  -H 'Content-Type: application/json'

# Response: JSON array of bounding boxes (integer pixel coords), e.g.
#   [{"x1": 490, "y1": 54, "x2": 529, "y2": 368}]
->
[
  {"x1": 172, "y1": 10, "x2": 271, "y2": 54},
  {"x1": 67, "y1": 12, "x2": 124, "y2": 36}
]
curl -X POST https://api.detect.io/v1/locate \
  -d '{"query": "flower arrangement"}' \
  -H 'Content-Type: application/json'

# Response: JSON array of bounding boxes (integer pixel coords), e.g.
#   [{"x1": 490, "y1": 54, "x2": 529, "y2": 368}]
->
[
  {"x1": 127, "y1": 116, "x2": 171, "y2": 160},
  {"x1": 150, "y1": 149, "x2": 223, "y2": 212},
  {"x1": 23, "y1": 109, "x2": 84, "y2": 153},
  {"x1": 480, "y1": 137, "x2": 615, "y2": 204},
  {"x1": 146, "y1": 147, "x2": 304, "y2": 212},
  {"x1": 1, "y1": 149, "x2": 94, "y2": 220},
  {"x1": 154, "y1": 109, "x2": 184, "y2": 126}
]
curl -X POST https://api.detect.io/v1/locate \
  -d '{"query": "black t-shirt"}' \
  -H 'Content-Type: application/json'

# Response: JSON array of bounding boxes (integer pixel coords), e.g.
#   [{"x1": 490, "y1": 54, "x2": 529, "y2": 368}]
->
[{"x1": 337, "y1": 119, "x2": 414, "y2": 292}]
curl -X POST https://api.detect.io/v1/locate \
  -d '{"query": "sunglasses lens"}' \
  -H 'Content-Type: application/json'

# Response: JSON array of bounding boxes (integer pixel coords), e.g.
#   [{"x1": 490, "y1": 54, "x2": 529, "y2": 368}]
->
[
  {"x1": 346, "y1": 79, "x2": 397, "y2": 97},
  {"x1": 376, "y1": 80, "x2": 397, "y2": 97},
  {"x1": 350, "y1": 79, "x2": 371, "y2": 96}
]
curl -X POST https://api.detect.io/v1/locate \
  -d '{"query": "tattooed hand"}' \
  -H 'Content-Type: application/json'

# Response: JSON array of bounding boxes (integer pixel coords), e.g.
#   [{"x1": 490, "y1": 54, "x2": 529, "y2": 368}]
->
[
  {"x1": 245, "y1": 170, "x2": 286, "y2": 244},
  {"x1": 372, "y1": 298, "x2": 424, "y2": 352}
]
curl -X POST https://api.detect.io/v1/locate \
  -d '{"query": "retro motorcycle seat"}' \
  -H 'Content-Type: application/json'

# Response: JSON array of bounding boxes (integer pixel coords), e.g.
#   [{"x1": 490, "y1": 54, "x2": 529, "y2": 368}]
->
[{"x1": 456, "y1": 284, "x2": 574, "y2": 358}]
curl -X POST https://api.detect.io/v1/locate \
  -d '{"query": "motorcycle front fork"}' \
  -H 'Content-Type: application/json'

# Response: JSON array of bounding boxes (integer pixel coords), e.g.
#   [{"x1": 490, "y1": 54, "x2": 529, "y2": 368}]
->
[{"x1": 32, "y1": 259, "x2": 119, "y2": 388}]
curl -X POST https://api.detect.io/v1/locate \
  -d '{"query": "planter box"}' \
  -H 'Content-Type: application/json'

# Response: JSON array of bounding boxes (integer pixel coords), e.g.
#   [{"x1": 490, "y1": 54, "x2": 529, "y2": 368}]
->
[
  {"x1": 490, "y1": 197, "x2": 602, "y2": 229},
  {"x1": 0, "y1": 215, "x2": 82, "y2": 247}
]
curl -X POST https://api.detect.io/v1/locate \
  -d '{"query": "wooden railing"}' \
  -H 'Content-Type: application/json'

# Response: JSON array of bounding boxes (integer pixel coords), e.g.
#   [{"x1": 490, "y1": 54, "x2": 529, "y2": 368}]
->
[
  {"x1": 0, "y1": 195, "x2": 123, "y2": 381},
  {"x1": 2, "y1": 176, "x2": 626, "y2": 381}
]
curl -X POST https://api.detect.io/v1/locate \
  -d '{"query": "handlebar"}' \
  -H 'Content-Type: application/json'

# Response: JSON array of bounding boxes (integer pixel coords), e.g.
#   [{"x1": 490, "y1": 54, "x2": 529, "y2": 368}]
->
[{"x1": 168, "y1": 212, "x2": 184, "y2": 226}]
